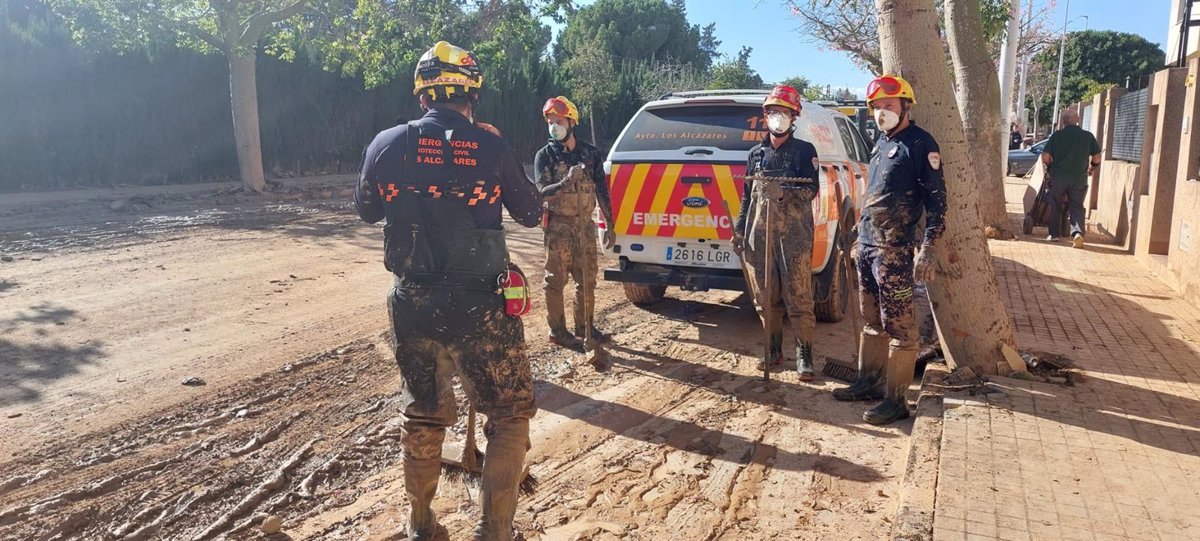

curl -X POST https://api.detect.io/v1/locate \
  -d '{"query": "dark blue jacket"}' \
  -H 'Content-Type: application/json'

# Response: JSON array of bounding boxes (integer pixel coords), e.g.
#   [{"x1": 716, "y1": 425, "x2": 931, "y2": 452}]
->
[
  {"x1": 859, "y1": 123, "x2": 947, "y2": 248},
  {"x1": 354, "y1": 108, "x2": 542, "y2": 229}
]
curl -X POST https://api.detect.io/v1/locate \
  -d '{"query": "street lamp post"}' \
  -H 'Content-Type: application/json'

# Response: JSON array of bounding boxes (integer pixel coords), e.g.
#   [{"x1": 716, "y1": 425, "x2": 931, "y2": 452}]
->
[{"x1": 1051, "y1": 1, "x2": 1090, "y2": 130}]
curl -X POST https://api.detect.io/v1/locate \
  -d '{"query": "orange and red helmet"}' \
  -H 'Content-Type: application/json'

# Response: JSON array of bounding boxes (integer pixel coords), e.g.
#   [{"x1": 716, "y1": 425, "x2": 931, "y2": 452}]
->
[
  {"x1": 542, "y1": 96, "x2": 580, "y2": 124},
  {"x1": 866, "y1": 75, "x2": 916, "y2": 106},
  {"x1": 763, "y1": 85, "x2": 802, "y2": 113}
]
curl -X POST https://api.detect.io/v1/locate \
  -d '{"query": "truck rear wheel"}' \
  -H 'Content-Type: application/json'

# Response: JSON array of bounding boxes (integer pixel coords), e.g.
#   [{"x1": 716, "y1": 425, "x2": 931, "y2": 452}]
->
[
  {"x1": 623, "y1": 283, "x2": 666, "y2": 306},
  {"x1": 814, "y1": 226, "x2": 853, "y2": 323}
]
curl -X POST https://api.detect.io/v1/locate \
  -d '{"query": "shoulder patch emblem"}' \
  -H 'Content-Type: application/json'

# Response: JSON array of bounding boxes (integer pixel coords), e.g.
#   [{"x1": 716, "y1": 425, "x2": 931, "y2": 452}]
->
[
  {"x1": 928, "y1": 152, "x2": 942, "y2": 170},
  {"x1": 812, "y1": 157, "x2": 820, "y2": 171}
]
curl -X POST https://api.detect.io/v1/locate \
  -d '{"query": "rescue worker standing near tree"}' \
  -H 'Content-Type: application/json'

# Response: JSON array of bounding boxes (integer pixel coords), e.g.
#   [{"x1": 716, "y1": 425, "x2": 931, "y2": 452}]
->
[
  {"x1": 354, "y1": 41, "x2": 542, "y2": 541},
  {"x1": 732, "y1": 85, "x2": 820, "y2": 380},
  {"x1": 832, "y1": 75, "x2": 947, "y2": 426},
  {"x1": 535, "y1": 96, "x2": 616, "y2": 352}
]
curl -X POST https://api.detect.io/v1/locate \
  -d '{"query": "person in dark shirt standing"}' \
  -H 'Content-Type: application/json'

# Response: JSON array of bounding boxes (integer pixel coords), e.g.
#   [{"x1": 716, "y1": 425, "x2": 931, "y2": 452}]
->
[
  {"x1": 354, "y1": 41, "x2": 542, "y2": 541},
  {"x1": 534, "y1": 95, "x2": 616, "y2": 353},
  {"x1": 832, "y1": 75, "x2": 947, "y2": 426},
  {"x1": 1009, "y1": 122, "x2": 1023, "y2": 150},
  {"x1": 1042, "y1": 109, "x2": 1101, "y2": 248},
  {"x1": 732, "y1": 84, "x2": 821, "y2": 380}
]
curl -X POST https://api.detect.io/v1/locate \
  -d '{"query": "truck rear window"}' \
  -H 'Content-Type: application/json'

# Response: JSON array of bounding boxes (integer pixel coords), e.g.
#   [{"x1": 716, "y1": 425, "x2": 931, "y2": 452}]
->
[{"x1": 613, "y1": 105, "x2": 767, "y2": 153}]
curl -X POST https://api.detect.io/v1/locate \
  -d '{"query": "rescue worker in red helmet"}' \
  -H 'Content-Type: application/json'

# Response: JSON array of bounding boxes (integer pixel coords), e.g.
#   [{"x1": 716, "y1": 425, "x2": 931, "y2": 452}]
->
[
  {"x1": 832, "y1": 75, "x2": 947, "y2": 426},
  {"x1": 732, "y1": 84, "x2": 821, "y2": 380},
  {"x1": 535, "y1": 96, "x2": 616, "y2": 352},
  {"x1": 354, "y1": 40, "x2": 542, "y2": 541}
]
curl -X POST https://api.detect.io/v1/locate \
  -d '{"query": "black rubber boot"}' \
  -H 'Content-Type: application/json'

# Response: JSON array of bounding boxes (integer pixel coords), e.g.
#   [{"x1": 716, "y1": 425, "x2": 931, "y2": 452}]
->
[
  {"x1": 863, "y1": 398, "x2": 911, "y2": 425},
  {"x1": 862, "y1": 345, "x2": 917, "y2": 425},
  {"x1": 756, "y1": 333, "x2": 784, "y2": 371},
  {"x1": 832, "y1": 329, "x2": 888, "y2": 401},
  {"x1": 832, "y1": 375, "x2": 885, "y2": 401},
  {"x1": 797, "y1": 342, "x2": 815, "y2": 381},
  {"x1": 575, "y1": 325, "x2": 610, "y2": 343},
  {"x1": 548, "y1": 330, "x2": 585, "y2": 352}
]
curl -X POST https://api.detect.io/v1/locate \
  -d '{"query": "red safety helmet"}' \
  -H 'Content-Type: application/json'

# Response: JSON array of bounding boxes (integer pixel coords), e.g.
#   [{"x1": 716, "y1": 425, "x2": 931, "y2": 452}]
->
[{"x1": 763, "y1": 85, "x2": 802, "y2": 113}]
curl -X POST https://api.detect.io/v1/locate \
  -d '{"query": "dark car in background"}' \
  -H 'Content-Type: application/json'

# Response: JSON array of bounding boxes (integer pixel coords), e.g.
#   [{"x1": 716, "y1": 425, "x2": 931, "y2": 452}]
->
[{"x1": 1007, "y1": 139, "x2": 1048, "y2": 176}]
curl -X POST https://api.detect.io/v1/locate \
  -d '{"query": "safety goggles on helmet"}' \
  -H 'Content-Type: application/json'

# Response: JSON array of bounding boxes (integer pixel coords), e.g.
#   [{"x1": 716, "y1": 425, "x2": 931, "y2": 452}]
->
[
  {"x1": 865, "y1": 75, "x2": 916, "y2": 105},
  {"x1": 415, "y1": 57, "x2": 482, "y2": 84},
  {"x1": 543, "y1": 99, "x2": 571, "y2": 117},
  {"x1": 542, "y1": 96, "x2": 580, "y2": 123}
]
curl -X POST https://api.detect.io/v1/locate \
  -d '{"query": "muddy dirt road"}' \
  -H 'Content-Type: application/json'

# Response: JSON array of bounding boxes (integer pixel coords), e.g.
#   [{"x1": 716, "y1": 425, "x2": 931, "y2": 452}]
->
[{"x1": 0, "y1": 180, "x2": 910, "y2": 540}]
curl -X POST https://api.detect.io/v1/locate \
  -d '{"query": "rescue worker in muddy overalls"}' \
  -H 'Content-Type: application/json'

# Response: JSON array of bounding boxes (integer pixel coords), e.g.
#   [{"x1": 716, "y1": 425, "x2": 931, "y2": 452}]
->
[
  {"x1": 732, "y1": 84, "x2": 820, "y2": 380},
  {"x1": 534, "y1": 96, "x2": 616, "y2": 352},
  {"x1": 354, "y1": 41, "x2": 542, "y2": 541},
  {"x1": 832, "y1": 75, "x2": 947, "y2": 426}
]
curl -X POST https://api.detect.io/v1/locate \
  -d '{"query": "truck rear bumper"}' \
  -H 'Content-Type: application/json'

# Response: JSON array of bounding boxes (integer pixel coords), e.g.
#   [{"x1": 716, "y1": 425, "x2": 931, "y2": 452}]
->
[{"x1": 603, "y1": 259, "x2": 745, "y2": 292}]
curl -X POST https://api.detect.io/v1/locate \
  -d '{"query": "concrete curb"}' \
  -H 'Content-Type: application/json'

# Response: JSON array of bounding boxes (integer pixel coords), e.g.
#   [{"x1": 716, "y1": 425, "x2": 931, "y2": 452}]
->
[{"x1": 890, "y1": 363, "x2": 949, "y2": 541}]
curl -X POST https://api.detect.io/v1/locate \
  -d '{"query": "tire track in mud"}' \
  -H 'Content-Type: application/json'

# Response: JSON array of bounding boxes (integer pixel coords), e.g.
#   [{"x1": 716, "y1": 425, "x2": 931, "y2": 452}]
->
[{"x1": 0, "y1": 284, "x2": 902, "y2": 540}]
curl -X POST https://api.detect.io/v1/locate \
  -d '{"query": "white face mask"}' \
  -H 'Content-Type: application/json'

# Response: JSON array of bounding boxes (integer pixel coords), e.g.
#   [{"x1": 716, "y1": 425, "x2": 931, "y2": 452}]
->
[
  {"x1": 548, "y1": 123, "x2": 568, "y2": 141},
  {"x1": 875, "y1": 109, "x2": 901, "y2": 132},
  {"x1": 766, "y1": 113, "x2": 792, "y2": 134}
]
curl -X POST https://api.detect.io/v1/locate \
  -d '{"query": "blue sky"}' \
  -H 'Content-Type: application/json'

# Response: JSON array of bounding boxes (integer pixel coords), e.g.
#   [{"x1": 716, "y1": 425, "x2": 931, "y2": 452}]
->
[{"x1": 548, "y1": 0, "x2": 1178, "y2": 98}]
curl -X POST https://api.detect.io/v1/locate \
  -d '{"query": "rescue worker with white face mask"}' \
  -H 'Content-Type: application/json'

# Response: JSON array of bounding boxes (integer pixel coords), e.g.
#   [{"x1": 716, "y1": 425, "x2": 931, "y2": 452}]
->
[
  {"x1": 732, "y1": 84, "x2": 821, "y2": 380},
  {"x1": 833, "y1": 75, "x2": 947, "y2": 426},
  {"x1": 534, "y1": 96, "x2": 616, "y2": 352}
]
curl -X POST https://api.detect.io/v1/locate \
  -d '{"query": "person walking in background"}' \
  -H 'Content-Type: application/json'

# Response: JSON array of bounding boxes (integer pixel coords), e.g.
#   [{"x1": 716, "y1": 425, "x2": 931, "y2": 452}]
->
[
  {"x1": 1041, "y1": 109, "x2": 1101, "y2": 248},
  {"x1": 1009, "y1": 123, "x2": 1023, "y2": 150}
]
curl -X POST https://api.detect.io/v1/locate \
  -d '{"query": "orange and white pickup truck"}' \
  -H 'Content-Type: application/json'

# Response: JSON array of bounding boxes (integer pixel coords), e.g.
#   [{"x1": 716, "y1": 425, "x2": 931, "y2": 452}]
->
[{"x1": 600, "y1": 89, "x2": 874, "y2": 322}]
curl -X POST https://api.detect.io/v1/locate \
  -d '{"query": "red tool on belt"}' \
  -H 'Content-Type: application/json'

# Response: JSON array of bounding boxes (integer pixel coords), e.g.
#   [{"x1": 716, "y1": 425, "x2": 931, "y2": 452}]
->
[{"x1": 500, "y1": 263, "x2": 532, "y2": 317}]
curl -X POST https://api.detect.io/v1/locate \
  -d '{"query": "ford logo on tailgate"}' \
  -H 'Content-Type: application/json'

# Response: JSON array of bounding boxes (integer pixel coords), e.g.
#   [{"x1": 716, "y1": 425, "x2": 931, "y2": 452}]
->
[{"x1": 682, "y1": 196, "x2": 709, "y2": 208}]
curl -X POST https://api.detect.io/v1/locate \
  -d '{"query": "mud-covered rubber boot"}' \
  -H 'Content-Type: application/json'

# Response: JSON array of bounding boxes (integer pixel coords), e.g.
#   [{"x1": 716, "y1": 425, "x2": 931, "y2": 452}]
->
[
  {"x1": 833, "y1": 329, "x2": 889, "y2": 401},
  {"x1": 863, "y1": 345, "x2": 918, "y2": 425},
  {"x1": 797, "y1": 342, "x2": 816, "y2": 381},
  {"x1": 476, "y1": 417, "x2": 531, "y2": 541},
  {"x1": 548, "y1": 330, "x2": 584, "y2": 352},
  {"x1": 756, "y1": 330, "x2": 785, "y2": 371},
  {"x1": 575, "y1": 324, "x2": 610, "y2": 343},
  {"x1": 404, "y1": 457, "x2": 447, "y2": 540},
  {"x1": 546, "y1": 287, "x2": 582, "y2": 351}
]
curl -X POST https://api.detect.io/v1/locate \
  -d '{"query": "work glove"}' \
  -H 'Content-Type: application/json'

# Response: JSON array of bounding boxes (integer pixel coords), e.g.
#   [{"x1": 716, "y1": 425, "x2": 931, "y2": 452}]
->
[
  {"x1": 914, "y1": 245, "x2": 937, "y2": 283},
  {"x1": 762, "y1": 181, "x2": 784, "y2": 202},
  {"x1": 603, "y1": 229, "x2": 616, "y2": 250},
  {"x1": 731, "y1": 232, "x2": 745, "y2": 257}
]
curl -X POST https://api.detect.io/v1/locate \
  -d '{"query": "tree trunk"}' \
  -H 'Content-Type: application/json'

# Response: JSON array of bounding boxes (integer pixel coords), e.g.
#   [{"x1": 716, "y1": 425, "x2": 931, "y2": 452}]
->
[
  {"x1": 590, "y1": 109, "x2": 599, "y2": 146},
  {"x1": 944, "y1": 0, "x2": 1008, "y2": 230},
  {"x1": 227, "y1": 50, "x2": 267, "y2": 193},
  {"x1": 876, "y1": 0, "x2": 1019, "y2": 376}
]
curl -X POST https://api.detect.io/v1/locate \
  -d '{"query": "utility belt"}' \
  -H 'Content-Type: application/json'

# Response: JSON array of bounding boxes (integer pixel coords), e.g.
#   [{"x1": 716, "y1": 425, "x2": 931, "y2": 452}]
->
[{"x1": 393, "y1": 266, "x2": 533, "y2": 318}]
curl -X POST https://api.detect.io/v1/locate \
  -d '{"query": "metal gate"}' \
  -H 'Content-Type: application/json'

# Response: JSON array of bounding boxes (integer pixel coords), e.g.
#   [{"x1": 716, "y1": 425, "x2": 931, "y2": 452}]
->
[{"x1": 1111, "y1": 88, "x2": 1149, "y2": 163}]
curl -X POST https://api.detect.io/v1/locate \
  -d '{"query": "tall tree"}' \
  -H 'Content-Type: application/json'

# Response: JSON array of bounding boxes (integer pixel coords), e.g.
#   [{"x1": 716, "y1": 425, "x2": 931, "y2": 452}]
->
[
  {"x1": 1031, "y1": 29, "x2": 1165, "y2": 110},
  {"x1": 875, "y1": 0, "x2": 1018, "y2": 377},
  {"x1": 706, "y1": 46, "x2": 763, "y2": 90},
  {"x1": 563, "y1": 35, "x2": 619, "y2": 145},
  {"x1": 50, "y1": 0, "x2": 311, "y2": 192},
  {"x1": 786, "y1": 0, "x2": 1046, "y2": 73},
  {"x1": 944, "y1": 0, "x2": 1008, "y2": 231},
  {"x1": 555, "y1": 0, "x2": 717, "y2": 69}
]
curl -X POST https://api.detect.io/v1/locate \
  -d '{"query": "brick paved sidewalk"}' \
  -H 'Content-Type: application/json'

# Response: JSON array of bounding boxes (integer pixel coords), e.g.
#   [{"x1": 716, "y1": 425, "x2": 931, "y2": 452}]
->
[{"x1": 931, "y1": 218, "x2": 1200, "y2": 540}]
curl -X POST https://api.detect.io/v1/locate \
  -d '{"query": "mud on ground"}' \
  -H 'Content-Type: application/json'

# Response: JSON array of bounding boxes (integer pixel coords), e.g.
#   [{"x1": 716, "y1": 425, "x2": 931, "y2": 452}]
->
[{"x1": 0, "y1": 180, "x2": 909, "y2": 540}]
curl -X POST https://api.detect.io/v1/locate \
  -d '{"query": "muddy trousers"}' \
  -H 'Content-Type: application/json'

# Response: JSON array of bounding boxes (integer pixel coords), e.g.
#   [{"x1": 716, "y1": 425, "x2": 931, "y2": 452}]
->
[
  {"x1": 543, "y1": 217, "x2": 599, "y2": 335},
  {"x1": 856, "y1": 245, "x2": 919, "y2": 399},
  {"x1": 742, "y1": 195, "x2": 816, "y2": 358},
  {"x1": 389, "y1": 286, "x2": 537, "y2": 541}
]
